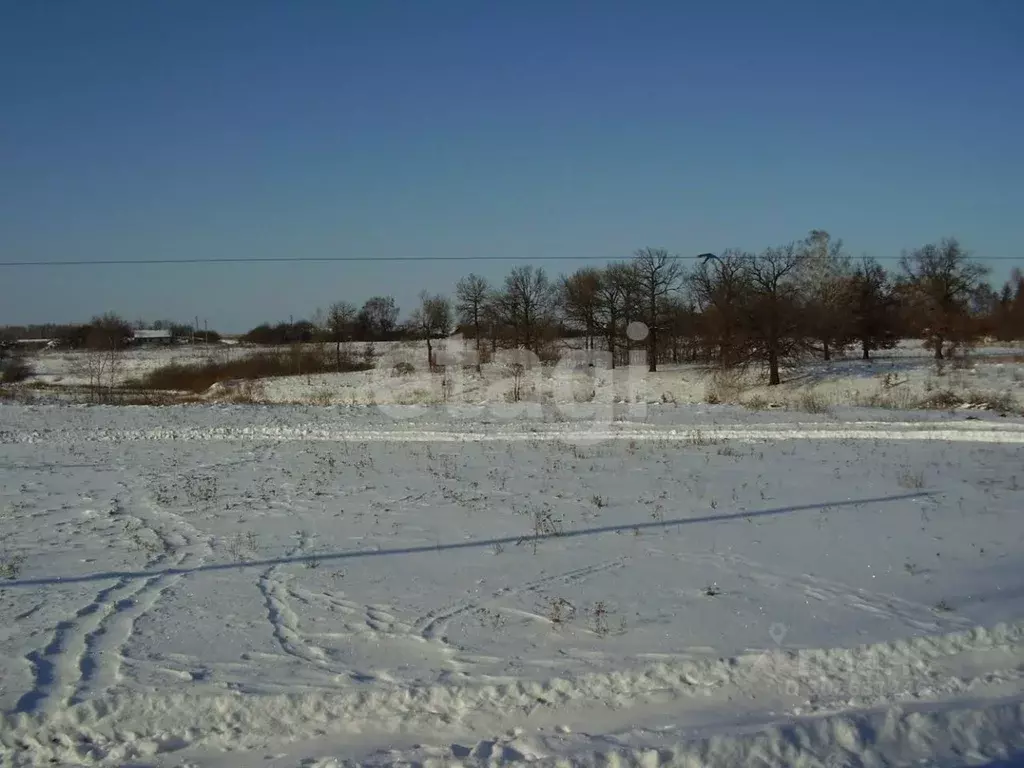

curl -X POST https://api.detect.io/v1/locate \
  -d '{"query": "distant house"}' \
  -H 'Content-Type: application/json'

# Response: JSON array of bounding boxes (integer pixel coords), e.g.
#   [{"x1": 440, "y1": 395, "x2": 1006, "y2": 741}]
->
[
  {"x1": 131, "y1": 329, "x2": 173, "y2": 345},
  {"x1": 13, "y1": 338, "x2": 56, "y2": 350}
]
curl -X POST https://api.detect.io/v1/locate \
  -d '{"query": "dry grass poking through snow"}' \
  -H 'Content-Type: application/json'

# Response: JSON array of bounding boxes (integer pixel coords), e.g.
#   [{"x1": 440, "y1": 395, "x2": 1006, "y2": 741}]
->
[{"x1": 128, "y1": 347, "x2": 373, "y2": 393}]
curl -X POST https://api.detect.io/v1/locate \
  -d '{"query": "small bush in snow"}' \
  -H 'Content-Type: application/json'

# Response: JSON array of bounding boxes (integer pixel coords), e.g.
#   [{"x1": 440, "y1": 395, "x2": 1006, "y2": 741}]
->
[
  {"x1": 544, "y1": 596, "x2": 576, "y2": 626},
  {"x1": 898, "y1": 469, "x2": 926, "y2": 489},
  {"x1": 916, "y1": 390, "x2": 963, "y2": 410},
  {"x1": 796, "y1": 390, "x2": 831, "y2": 414},
  {"x1": 0, "y1": 553, "x2": 26, "y2": 579},
  {"x1": 311, "y1": 388, "x2": 333, "y2": 406}
]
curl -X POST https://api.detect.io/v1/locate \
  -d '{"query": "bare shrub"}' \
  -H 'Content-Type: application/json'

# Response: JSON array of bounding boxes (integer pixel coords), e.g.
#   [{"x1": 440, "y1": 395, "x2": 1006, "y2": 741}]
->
[
  {"x1": 392, "y1": 361, "x2": 416, "y2": 377},
  {"x1": 110, "y1": 388, "x2": 202, "y2": 405},
  {"x1": 536, "y1": 341, "x2": 562, "y2": 364},
  {"x1": 544, "y1": 596, "x2": 576, "y2": 626},
  {"x1": 226, "y1": 380, "x2": 266, "y2": 404},
  {"x1": 311, "y1": 388, "x2": 333, "y2": 406},
  {"x1": 588, "y1": 601, "x2": 611, "y2": 636},
  {"x1": 227, "y1": 531, "x2": 260, "y2": 561},
  {"x1": 917, "y1": 390, "x2": 963, "y2": 410},
  {"x1": 0, "y1": 552, "x2": 26, "y2": 579},
  {"x1": 499, "y1": 350, "x2": 539, "y2": 402},
  {"x1": 962, "y1": 390, "x2": 1019, "y2": 413},
  {"x1": 898, "y1": 469, "x2": 925, "y2": 489},
  {"x1": 743, "y1": 394, "x2": 770, "y2": 410},
  {"x1": 362, "y1": 342, "x2": 376, "y2": 366},
  {"x1": 705, "y1": 368, "x2": 745, "y2": 404},
  {"x1": 131, "y1": 348, "x2": 371, "y2": 393},
  {"x1": 516, "y1": 505, "x2": 564, "y2": 553},
  {"x1": 796, "y1": 390, "x2": 831, "y2": 414}
]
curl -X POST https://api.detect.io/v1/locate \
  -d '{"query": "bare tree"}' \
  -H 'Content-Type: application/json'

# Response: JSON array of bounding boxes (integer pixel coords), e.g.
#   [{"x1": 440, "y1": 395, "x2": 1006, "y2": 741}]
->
[
  {"x1": 899, "y1": 238, "x2": 989, "y2": 359},
  {"x1": 744, "y1": 245, "x2": 807, "y2": 385},
  {"x1": 81, "y1": 314, "x2": 130, "y2": 401},
  {"x1": 410, "y1": 291, "x2": 453, "y2": 369},
  {"x1": 992, "y1": 268, "x2": 1024, "y2": 342},
  {"x1": 798, "y1": 230, "x2": 852, "y2": 361},
  {"x1": 455, "y1": 274, "x2": 491, "y2": 357},
  {"x1": 633, "y1": 248, "x2": 685, "y2": 371},
  {"x1": 847, "y1": 258, "x2": 900, "y2": 360},
  {"x1": 481, "y1": 294, "x2": 502, "y2": 357},
  {"x1": 689, "y1": 250, "x2": 750, "y2": 368},
  {"x1": 560, "y1": 268, "x2": 602, "y2": 351},
  {"x1": 662, "y1": 296, "x2": 698, "y2": 364},
  {"x1": 327, "y1": 301, "x2": 357, "y2": 370},
  {"x1": 593, "y1": 262, "x2": 635, "y2": 369},
  {"x1": 495, "y1": 266, "x2": 556, "y2": 355},
  {"x1": 357, "y1": 296, "x2": 399, "y2": 340}
]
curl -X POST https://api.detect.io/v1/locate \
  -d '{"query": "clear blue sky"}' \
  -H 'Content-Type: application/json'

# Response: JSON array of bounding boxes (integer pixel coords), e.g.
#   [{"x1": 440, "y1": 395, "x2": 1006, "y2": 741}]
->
[{"x1": 2, "y1": 0, "x2": 1022, "y2": 332}]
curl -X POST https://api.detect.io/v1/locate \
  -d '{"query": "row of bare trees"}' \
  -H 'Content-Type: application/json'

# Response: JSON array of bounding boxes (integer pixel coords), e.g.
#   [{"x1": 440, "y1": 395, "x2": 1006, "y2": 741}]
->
[
  {"x1": 262, "y1": 232, "x2": 1021, "y2": 386},
  {"x1": 445, "y1": 234, "x2": 1018, "y2": 385}
]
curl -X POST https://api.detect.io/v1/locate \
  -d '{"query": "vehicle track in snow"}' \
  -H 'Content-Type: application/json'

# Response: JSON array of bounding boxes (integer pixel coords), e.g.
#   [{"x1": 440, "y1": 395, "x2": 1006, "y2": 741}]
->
[{"x1": 14, "y1": 482, "x2": 212, "y2": 717}]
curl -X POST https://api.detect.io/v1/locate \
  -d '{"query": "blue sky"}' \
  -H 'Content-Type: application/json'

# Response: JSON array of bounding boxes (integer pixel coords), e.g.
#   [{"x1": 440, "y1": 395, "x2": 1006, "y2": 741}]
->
[{"x1": 2, "y1": 1, "x2": 1022, "y2": 331}]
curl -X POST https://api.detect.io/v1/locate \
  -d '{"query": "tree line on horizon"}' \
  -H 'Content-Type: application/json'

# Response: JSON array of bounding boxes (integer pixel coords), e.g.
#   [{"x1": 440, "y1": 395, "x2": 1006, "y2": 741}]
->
[
  {"x1": 258, "y1": 232, "x2": 1023, "y2": 385},
  {"x1": 3, "y1": 233, "x2": 1023, "y2": 386}
]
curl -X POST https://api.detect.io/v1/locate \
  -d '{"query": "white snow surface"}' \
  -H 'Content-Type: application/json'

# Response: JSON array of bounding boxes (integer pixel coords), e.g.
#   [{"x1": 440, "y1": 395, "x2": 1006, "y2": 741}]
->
[
  {"x1": 1, "y1": 403, "x2": 1023, "y2": 766},
  {"x1": 16, "y1": 339, "x2": 1024, "y2": 414},
  {"x1": 257, "y1": 340, "x2": 1024, "y2": 412}
]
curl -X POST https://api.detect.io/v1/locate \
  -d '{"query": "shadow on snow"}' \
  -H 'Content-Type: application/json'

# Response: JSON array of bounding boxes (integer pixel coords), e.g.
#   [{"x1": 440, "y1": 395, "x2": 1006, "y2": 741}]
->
[{"x1": 3, "y1": 492, "x2": 934, "y2": 590}]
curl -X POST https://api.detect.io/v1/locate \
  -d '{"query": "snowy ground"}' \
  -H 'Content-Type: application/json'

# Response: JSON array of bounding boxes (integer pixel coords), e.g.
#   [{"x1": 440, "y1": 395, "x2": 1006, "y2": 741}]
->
[
  {"x1": 222, "y1": 340, "x2": 1024, "y2": 414},
  {"x1": 257, "y1": 348, "x2": 1024, "y2": 414},
  {"x1": 13, "y1": 340, "x2": 1024, "y2": 414},
  {"x1": 23, "y1": 345, "x2": 241, "y2": 388},
  {"x1": 1, "y1": 404, "x2": 1024, "y2": 766}
]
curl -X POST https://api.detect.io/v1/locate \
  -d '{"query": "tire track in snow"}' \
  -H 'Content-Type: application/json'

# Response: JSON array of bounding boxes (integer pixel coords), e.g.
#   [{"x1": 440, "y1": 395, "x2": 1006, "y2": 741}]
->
[
  {"x1": 15, "y1": 574, "x2": 164, "y2": 716},
  {"x1": 258, "y1": 569, "x2": 333, "y2": 668},
  {"x1": 412, "y1": 559, "x2": 628, "y2": 642},
  {"x1": 698, "y1": 551, "x2": 975, "y2": 635},
  {"x1": 71, "y1": 481, "x2": 214, "y2": 705},
  {"x1": 255, "y1": 531, "x2": 340, "y2": 673},
  {"x1": 14, "y1": 487, "x2": 212, "y2": 716},
  {"x1": 285, "y1": 583, "x2": 420, "y2": 643},
  {"x1": 259, "y1": 570, "x2": 450, "y2": 683},
  {"x1": 254, "y1": 533, "x2": 403, "y2": 680},
  {"x1": 256, "y1": 559, "x2": 629, "y2": 680},
  {"x1": 73, "y1": 529, "x2": 210, "y2": 704}
]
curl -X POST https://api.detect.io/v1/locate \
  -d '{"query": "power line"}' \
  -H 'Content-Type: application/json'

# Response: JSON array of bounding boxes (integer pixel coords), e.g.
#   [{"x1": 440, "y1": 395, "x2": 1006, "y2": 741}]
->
[{"x1": 0, "y1": 254, "x2": 1018, "y2": 267}]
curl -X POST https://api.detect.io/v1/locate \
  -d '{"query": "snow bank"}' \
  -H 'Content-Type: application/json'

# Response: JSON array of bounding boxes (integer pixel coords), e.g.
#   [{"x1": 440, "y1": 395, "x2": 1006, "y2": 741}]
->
[{"x1": 4, "y1": 622, "x2": 1023, "y2": 765}]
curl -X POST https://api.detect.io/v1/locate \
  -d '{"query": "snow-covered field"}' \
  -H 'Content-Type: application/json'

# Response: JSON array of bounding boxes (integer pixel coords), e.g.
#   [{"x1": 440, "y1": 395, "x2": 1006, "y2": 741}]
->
[
  {"x1": 2, "y1": 404, "x2": 1024, "y2": 766},
  {"x1": 14, "y1": 340, "x2": 1024, "y2": 415},
  {"x1": 24, "y1": 345, "x2": 240, "y2": 388},
  {"x1": 257, "y1": 345, "x2": 1024, "y2": 414}
]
